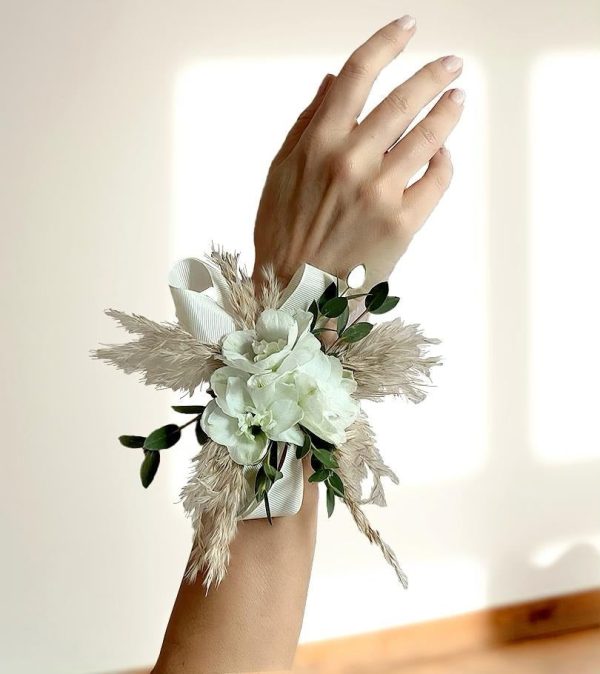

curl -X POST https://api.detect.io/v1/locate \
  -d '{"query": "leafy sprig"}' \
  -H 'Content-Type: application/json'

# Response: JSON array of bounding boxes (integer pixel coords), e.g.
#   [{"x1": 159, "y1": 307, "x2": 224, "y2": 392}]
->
[
  {"x1": 309, "y1": 268, "x2": 400, "y2": 355},
  {"x1": 119, "y1": 404, "x2": 208, "y2": 488}
]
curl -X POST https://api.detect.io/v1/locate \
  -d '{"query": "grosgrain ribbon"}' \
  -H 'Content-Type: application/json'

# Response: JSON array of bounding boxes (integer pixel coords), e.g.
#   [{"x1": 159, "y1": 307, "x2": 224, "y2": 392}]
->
[{"x1": 168, "y1": 258, "x2": 336, "y2": 520}]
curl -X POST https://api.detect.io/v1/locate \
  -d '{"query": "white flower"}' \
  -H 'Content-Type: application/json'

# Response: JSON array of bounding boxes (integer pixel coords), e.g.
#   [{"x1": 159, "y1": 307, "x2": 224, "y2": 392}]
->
[
  {"x1": 295, "y1": 350, "x2": 359, "y2": 446},
  {"x1": 202, "y1": 307, "x2": 360, "y2": 464},
  {"x1": 221, "y1": 308, "x2": 320, "y2": 375},
  {"x1": 200, "y1": 366, "x2": 305, "y2": 465}
]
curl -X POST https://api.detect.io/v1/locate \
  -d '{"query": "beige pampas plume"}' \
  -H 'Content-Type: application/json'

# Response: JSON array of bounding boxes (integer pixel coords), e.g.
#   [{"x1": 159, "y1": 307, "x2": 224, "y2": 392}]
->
[
  {"x1": 339, "y1": 317, "x2": 443, "y2": 403},
  {"x1": 91, "y1": 309, "x2": 221, "y2": 395},
  {"x1": 336, "y1": 412, "x2": 408, "y2": 587},
  {"x1": 256, "y1": 262, "x2": 282, "y2": 311},
  {"x1": 181, "y1": 440, "x2": 248, "y2": 591},
  {"x1": 209, "y1": 246, "x2": 259, "y2": 329}
]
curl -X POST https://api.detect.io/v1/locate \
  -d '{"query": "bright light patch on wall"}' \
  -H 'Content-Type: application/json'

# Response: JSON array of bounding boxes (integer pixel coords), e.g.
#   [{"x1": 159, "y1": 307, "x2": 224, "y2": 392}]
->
[
  {"x1": 170, "y1": 55, "x2": 488, "y2": 490},
  {"x1": 529, "y1": 53, "x2": 600, "y2": 465}
]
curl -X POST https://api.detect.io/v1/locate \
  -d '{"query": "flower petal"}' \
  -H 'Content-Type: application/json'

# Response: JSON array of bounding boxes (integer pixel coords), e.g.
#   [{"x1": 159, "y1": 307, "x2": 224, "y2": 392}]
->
[
  {"x1": 267, "y1": 399, "x2": 304, "y2": 440},
  {"x1": 228, "y1": 431, "x2": 269, "y2": 465},
  {"x1": 200, "y1": 399, "x2": 240, "y2": 447},
  {"x1": 273, "y1": 423, "x2": 305, "y2": 446},
  {"x1": 256, "y1": 308, "x2": 297, "y2": 344},
  {"x1": 221, "y1": 331, "x2": 262, "y2": 373}
]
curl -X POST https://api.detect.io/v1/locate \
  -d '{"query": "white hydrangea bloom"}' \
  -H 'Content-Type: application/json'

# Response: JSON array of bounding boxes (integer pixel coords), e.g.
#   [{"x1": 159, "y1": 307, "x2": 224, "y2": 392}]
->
[{"x1": 202, "y1": 308, "x2": 359, "y2": 465}]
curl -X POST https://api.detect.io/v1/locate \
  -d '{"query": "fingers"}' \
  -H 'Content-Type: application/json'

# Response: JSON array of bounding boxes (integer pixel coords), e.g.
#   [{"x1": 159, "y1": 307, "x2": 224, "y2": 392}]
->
[
  {"x1": 402, "y1": 146, "x2": 453, "y2": 231},
  {"x1": 353, "y1": 55, "x2": 463, "y2": 152},
  {"x1": 271, "y1": 74, "x2": 335, "y2": 166},
  {"x1": 310, "y1": 16, "x2": 416, "y2": 135},
  {"x1": 384, "y1": 87, "x2": 465, "y2": 181}
]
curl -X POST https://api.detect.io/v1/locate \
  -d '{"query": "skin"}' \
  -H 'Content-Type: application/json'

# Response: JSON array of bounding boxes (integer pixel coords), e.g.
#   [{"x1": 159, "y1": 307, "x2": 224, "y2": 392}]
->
[{"x1": 153, "y1": 16, "x2": 463, "y2": 674}]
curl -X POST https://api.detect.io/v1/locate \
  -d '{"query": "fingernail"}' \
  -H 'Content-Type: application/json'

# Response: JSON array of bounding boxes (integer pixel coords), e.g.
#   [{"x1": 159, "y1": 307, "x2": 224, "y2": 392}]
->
[
  {"x1": 441, "y1": 55, "x2": 463, "y2": 72},
  {"x1": 450, "y1": 88, "x2": 465, "y2": 105},
  {"x1": 397, "y1": 15, "x2": 416, "y2": 30},
  {"x1": 440, "y1": 146, "x2": 451, "y2": 157}
]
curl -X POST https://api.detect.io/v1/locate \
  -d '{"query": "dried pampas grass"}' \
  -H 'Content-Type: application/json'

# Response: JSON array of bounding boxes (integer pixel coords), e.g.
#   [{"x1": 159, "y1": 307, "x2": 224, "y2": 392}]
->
[
  {"x1": 336, "y1": 412, "x2": 407, "y2": 586},
  {"x1": 91, "y1": 309, "x2": 221, "y2": 395},
  {"x1": 209, "y1": 247, "x2": 259, "y2": 329},
  {"x1": 181, "y1": 440, "x2": 248, "y2": 590},
  {"x1": 339, "y1": 317, "x2": 442, "y2": 403}
]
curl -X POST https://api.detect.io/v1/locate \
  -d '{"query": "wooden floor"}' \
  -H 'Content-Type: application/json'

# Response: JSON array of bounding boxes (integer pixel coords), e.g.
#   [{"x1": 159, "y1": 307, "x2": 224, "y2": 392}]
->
[{"x1": 368, "y1": 628, "x2": 600, "y2": 674}]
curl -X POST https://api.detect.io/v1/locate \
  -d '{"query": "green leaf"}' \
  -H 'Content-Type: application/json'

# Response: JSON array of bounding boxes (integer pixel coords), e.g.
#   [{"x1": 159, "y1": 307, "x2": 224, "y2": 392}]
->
[
  {"x1": 254, "y1": 467, "x2": 270, "y2": 501},
  {"x1": 195, "y1": 419, "x2": 209, "y2": 445},
  {"x1": 264, "y1": 491, "x2": 273, "y2": 525},
  {"x1": 119, "y1": 435, "x2": 145, "y2": 448},
  {"x1": 308, "y1": 468, "x2": 332, "y2": 483},
  {"x1": 296, "y1": 433, "x2": 312, "y2": 460},
  {"x1": 321, "y1": 296, "x2": 348, "y2": 318},
  {"x1": 143, "y1": 424, "x2": 181, "y2": 450},
  {"x1": 140, "y1": 450, "x2": 160, "y2": 488},
  {"x1": 341, "y1": 322, "x2": 374, "y2": 343},
  {"x1": 312, "y1": 446, "x2": 339, "y2": 469},
  {"x1": 369, "y1": 295, "x2": 400, "y2": 315},
  {"x1": 307, "y1": 430, "x2": 335, "y2": 451},
  {"x1": 308, "y1": 300, "x2": 319, "y2": 330},
  {"x1": 171, "y1": 405, "x2": 205, "y2": 414},
  {"x1": 326, "y1": 486, "x2": 336, "y2": 517},
  {"x1": 337, "y1": 304, "x2": 350, "y2": 334},
  {"x1": 318, "y1": 281, "x2": 337, "y2": 311},
  {"x1": 365, "y1": 281, "x2": 389, "y2": 312},
  {"x1": 327, "y1": 471, "x2": 345, "y2": 497}
]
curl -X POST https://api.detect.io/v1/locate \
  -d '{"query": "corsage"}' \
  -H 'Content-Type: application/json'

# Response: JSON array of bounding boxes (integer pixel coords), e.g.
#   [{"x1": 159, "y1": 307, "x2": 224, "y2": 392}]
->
[{"x1": 92, "y1": 248, "x2": 442, "y2": 589}]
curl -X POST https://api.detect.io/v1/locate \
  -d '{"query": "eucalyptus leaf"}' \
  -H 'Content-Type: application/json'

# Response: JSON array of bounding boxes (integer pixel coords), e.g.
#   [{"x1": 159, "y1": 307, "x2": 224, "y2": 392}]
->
[
  {"x1": 308, "y1": 300, "x2": 319, "y2": 330},
  {"x1": 365, "y1": 281, "x2": 389, "y2": 312},
  {"x1": 308, "y1": 468, "x2": 332, "y2": 483},
  {"x1": 327, "y1": 471, "x2": 345, "y2": 497},
  {"x1": 326, "y1": 486, "x2": 336, "y2": 517},
  {"x1": 195, "y1": 419, "x2": 209, "y2": 445},
  {"x1": 171, "y1": 405, "x2": 205, "y2": 414},
  {"x1": 264, "y1": 492, "x2": 273, "y2": 525},
  {"x1": 310, "y1": 453, "x2": 322, "y2": 472},
  {"x1": 307, "y1": 430, "x2": 335, "y2": 451},
  {"x1": 140, "y1": 450, "x2": 160, "y2": 488},
  {"x1": 144, "y1": 424, "x2": 181, "y2": 450},
  {"x1": 369, "y1": 295, "x2": 400, "y2": 314},
  {"x1": 296, "y1": 433, "x2": 312, "y2": 460},
  {"x1": 312, "y1": 446, "x2": 339, "y2": 469},
  {"x1": 321, "y1": 296, "x2": 348, "y2": 318},
  {"x1": 254, "y1": 467, "x2": 271, "y2": 500},
  {"x1": 318, "y1": 282, "x2": 337, "y2": 311},
  {"x1": 341, "y1": 322, "x2": 374, "y2": 343},
  {"x1": 337, "y1": 304, "x2": 350, "y2": 334},
  {"x1": 119, "y1": 435, "x2": 145, "y2": 448}
]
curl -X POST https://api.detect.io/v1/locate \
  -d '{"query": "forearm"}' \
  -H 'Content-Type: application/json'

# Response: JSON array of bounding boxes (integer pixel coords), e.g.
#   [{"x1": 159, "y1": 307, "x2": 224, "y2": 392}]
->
[{"x1": 153, "y1": 461, "x2": 318, "y2": 673}]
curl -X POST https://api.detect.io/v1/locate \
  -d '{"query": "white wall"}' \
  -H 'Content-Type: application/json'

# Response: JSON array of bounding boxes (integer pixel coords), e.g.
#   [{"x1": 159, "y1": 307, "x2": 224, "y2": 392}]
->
[{"x1": 1, "y1": 2, "x2": 599, "y2": 673}]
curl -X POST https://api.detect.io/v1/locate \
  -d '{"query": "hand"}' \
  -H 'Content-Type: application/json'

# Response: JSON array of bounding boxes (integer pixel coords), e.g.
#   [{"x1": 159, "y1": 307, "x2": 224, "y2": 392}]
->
[{"x1": 253, "y1": 16, "x2": 464, "y2": 290}]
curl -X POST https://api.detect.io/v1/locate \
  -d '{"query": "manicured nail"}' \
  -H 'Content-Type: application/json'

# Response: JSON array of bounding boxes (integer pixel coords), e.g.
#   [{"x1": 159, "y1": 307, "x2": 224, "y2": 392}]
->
[
  {"x1": 397, "y1": 15, "x2": 416, "y2": 30},
  {"x1": 450, "y1": 88, "x2": 465, "y2": 105},
  {"x1": 441, "y1": 55, "x2": 463, "y2": 72}
]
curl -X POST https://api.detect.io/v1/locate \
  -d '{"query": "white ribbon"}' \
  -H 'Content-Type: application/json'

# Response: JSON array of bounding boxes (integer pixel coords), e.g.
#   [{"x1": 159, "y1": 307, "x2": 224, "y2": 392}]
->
[{"x1": 168, "y1": 257, "x2": 336, "y2": 520}]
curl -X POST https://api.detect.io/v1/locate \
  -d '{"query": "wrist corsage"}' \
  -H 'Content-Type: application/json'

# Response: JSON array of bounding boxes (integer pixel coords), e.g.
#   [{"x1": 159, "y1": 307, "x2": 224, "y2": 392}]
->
[{"x1": 92, "y1": 248, "x2": 441, "y2": 589}]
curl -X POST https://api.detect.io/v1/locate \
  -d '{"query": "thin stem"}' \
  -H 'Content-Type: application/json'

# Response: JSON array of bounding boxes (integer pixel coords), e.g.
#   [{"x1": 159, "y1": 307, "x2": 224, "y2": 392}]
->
[
  {"x1": 179, "y1": 414, "x2": 201, "y2": 431},
  {"x1": 325, "y1": 307, "x2": 370, "y2": 354},
  {"x1": 277, "y1": 444, "x2": 288, "y2": 472}
]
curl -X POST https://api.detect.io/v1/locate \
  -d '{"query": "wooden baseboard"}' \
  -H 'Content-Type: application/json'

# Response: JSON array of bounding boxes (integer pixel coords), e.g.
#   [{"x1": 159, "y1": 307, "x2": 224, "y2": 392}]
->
[
  {"x1": 293, "y1": 587, "x2": 600, "y2": 673},
  {"x1": 116, "y1": 588, "x2": 600, "y2": 674}
]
